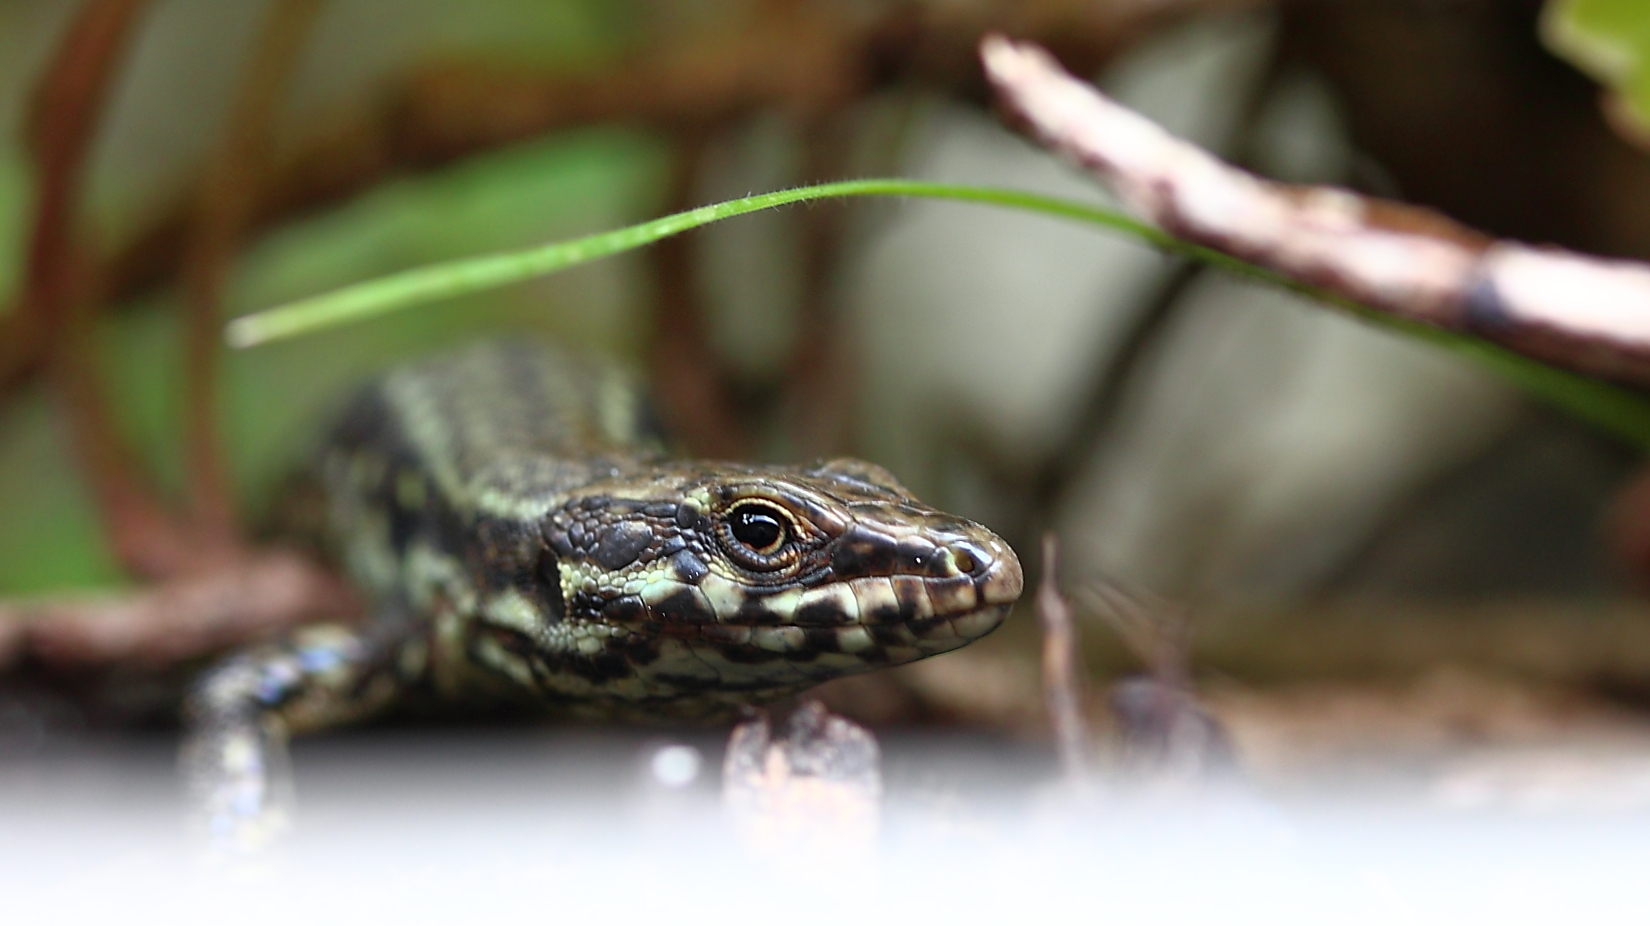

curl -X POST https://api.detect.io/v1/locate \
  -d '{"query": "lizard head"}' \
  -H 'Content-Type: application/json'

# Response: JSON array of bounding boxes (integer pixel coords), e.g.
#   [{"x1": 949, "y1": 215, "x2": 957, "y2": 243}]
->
[{"x1": 531, "y1": 457, "x2": 1022, "y2": 713}]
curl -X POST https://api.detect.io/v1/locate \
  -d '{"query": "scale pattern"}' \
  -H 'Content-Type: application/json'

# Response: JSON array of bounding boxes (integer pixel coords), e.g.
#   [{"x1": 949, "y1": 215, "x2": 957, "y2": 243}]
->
[{"x1": 183, "y1": 342, "x2": 1023, "y2": 847}]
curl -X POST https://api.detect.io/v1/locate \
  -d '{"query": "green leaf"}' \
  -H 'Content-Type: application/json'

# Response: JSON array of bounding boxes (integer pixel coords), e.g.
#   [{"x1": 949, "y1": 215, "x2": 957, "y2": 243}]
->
[{"x1": 1544, "y1": 0, "x2": 1650, "y2": 137}]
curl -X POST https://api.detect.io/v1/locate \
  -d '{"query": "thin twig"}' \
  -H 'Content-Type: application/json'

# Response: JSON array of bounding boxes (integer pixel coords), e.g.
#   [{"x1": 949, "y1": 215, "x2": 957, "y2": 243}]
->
[
  {"x1": 1, "y1": 0, "x2": 155, "y2": 394},
  {"x1": 1037, "y1": 533, "x2": 1093, "y2": 784}
]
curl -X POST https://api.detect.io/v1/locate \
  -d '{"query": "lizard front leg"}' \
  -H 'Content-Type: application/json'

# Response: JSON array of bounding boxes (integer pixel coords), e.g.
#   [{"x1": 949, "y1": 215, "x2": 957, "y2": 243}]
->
[{"x1": 181, "y1": 619, "x2": 410, "y2": 852}]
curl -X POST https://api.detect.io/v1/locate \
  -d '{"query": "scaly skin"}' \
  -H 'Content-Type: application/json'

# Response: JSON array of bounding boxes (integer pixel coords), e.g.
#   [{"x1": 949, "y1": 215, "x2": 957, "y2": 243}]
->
[{"x1": 182, "y1": 342, "x2": 1023, "y2": 849}]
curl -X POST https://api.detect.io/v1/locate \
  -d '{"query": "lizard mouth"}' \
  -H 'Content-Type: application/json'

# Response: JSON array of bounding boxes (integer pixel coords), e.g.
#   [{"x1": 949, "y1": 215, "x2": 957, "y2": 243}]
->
[{"x1": 653, "y1": 550, "x2": 1021, "y2": 658}]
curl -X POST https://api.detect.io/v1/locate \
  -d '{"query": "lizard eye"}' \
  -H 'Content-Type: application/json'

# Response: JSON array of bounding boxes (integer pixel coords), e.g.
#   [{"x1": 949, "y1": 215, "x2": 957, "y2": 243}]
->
[
  {"x1": 729, "y1": 504, "x2": 787, "y2": 554},
  {"x1": 720, "y1": 501, "x2": 797, "y2": 570}
]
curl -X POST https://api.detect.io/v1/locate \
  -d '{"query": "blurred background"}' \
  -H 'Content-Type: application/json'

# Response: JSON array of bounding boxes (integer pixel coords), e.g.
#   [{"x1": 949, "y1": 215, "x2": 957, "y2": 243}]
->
[{"x1": 6, "y1": 0, "x2": 1650, "y2": 918}]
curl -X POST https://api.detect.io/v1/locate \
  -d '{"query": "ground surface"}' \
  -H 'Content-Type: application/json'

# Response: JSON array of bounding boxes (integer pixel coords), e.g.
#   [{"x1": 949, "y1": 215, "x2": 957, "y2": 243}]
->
[{"x1": 5, "y1": 689, "x2": 1650, "y2": 925}]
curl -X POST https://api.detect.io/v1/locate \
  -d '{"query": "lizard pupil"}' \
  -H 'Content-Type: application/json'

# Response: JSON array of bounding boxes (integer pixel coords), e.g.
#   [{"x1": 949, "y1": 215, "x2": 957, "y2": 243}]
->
[{"x1": 729, "y1": 504, "x2": 786, "y2": 554}]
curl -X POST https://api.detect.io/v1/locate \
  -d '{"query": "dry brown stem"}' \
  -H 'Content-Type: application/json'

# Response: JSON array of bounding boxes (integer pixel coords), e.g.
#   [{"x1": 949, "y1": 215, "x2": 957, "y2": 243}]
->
[
  {"x1": 1, "y1": 0, "x2": 155, "y2": 394},
  {"x1": 11, "y1": 549, "x2": 359, "y2": 670},
  {"x1": 982, "y1": 35, "x2": 1650, "y2": 388},
  {"x1": 1036, "y1": 534, "x2": 1094, "y2": 783}
]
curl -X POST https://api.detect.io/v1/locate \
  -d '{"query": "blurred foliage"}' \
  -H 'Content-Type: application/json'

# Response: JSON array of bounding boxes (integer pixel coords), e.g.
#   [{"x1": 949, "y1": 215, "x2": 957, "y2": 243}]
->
[
  {"x1": 0, "y1": 128, "x2": 668, "y2": 595},
  {"x1": 1544, "y1": 0, "x2": 1650, "y2": 139},
  {"x1": 5, "y1": 0, "x2": 1650, "y2": 601},
  {"x1": 0, "y1": 145, "x2": 24, "y2": 314}
]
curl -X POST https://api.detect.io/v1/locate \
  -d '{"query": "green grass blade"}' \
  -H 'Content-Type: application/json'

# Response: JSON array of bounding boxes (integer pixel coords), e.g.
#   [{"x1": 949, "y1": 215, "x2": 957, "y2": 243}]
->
[
  {"x1": 224, "y1": 177, "x2": 1650, "y2": 449},
  {"x1": 227, "y1": 179, "x2": 1248, "y2": 347}
]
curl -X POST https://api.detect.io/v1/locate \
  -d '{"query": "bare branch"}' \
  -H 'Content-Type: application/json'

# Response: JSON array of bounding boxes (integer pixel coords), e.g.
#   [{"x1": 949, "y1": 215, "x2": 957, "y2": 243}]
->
[{"x1": 981, "y1": 35, "x2": 1650, "y2": 388}]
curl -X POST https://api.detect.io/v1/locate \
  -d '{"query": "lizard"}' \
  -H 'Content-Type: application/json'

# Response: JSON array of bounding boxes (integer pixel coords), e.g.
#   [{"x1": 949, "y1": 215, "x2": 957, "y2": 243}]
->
[{"x1": 181, "y1": 340, "x2": 1023, "y2": 848}]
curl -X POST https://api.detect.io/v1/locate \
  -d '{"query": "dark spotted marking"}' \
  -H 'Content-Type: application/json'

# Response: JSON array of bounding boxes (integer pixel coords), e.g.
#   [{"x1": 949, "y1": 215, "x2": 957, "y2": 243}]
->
[
  {"x1": 897, "y1": 537, "x2": 937, "y2": 571},
  {"x1": 567, "y1": 590, "x2": 611, "y2": 623},
  {"x1": 593, "y1": 521, "x2": 654, "y2": 570},
  {"x1": 802, "y1": 628, "x2": 841, "y2": 653},
  {"x1": 585, "y1": 651, "x2": 633, "y2": 683},
  {"x1": 870, "y1": 624, "x2": 910, "y2": 646},
  {"x1": 612, "y1": 635, "x2": 661, "y2": 667},
  {"x1": 669, "y1": 550, "x2": 708, "y2": 583},
  {"x1": 533, "y1": 646, "x2": 635, "y2": 685},
  {"x1": 654, "y1": 588, "x2": 713, "y2": 624},
  {"x1": 697, "y1": 624, "x2": 748, "y2": 644},
  {"x1": 331, "y1": 389, "x2": 481, "y2": 564},
  {"x1": 831, "y1": 525, "x2": 898, "y2": 576},
  {"x1": 892, "y1": 578, "x2": 927, "y2": 620},
  {"x1": 472, "y1": 516, "x2": 566, "y2": 624},
  {"x1": 852, "y1": 646, "x2": 893, "y2": 666},
  {"x1": 909, "y1": 616, "x2": 952, "y2": 637},
  {"x1": 732, "y1": 599, "x2": 784, "y2": 626},
  {"x1": 795, "y1": 598, "x2": 850, "y2": 627},
  {"x1": 533, "y1": 550, "x2": 566, "y2": 623},
  {"x1": 716, "y1": 644, "x2": 783, "y2": 665},
  {"x1": 675, "y1": 508, "x2": 710, "y2": 534},
  {"x1": 602, "y1": 595, "x2": 645, "y2": 622}
]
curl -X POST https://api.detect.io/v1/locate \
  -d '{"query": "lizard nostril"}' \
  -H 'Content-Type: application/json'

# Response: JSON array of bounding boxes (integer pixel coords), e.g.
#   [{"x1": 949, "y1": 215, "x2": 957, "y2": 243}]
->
[{"x1": 947, "y1": 543, "x2": 986, "y2": 576}]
